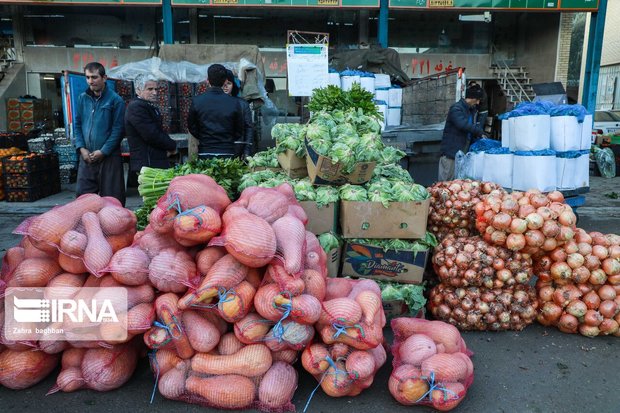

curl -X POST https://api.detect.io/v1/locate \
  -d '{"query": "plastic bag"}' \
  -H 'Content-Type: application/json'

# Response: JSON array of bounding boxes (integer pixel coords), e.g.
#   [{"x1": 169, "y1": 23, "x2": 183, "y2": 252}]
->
[
  {"x1": 469, "y1": 138, "x2": 500, "y2": 152},
  {"x1": 548, "y1": 104, "x2": 588, "y2": 123},
  {"x1": 594, "y1": 146, "x2": 617, "y2": 178}
]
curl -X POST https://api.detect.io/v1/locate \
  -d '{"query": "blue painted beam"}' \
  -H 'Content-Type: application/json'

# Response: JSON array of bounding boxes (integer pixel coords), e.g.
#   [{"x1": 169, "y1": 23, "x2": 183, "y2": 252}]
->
[
  {"x1": 582, "y1": 0, "x2": 608, "y2": 112},
  {"x1": 162, "y1": 0, "x2": 173, "y2": 45},
  {"x1": 378, "y1": 0, "x2": 388, "y2": 48}
]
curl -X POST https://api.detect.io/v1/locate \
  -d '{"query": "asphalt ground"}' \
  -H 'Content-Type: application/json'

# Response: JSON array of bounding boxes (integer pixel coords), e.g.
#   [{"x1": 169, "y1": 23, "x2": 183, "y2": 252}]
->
[{"x1": 1, "y1": 177, "x2": 619, "y2": 413}]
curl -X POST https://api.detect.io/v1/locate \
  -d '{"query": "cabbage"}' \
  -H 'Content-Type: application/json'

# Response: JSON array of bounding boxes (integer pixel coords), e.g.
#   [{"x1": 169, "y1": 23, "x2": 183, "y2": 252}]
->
[
  {"x1": 330, "y1": 142, "x2": 355, "y2": 174},
  {"x1": 246, "y1": 148, "x2": 279, "y2": 168},
  {"x1": 274, "y1": 123, "x2": 307, "y2": 157},
  {"x1": 372, "y1": 164, "x2": 413, "y2": 182},
  {"x1": 318, "y1": 232, "x2": 342, "y2": 253},
  {"x1": 292, "y1": 178, "x2": 316, "y2": 201},
  {"x1": 381, "y1": 146, "x2": 407, "y2": 164},
  {"x1": 339, "y1": 184, "x2": 368, "y2": 201},
  {"x1": 238, "y1": 170, "x2": 286, "y2": 191},
  {"x1": 315, "y1": 185, "x2": 340, "y2": 207},
  {"x1": 377, "y1": 281, "x2": 427, "y2": 316}
]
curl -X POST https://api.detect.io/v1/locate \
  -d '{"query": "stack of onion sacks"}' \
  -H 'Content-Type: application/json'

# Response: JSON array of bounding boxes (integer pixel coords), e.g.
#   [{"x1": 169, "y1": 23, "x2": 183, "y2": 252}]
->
[
  {"x1": 535, "y1": 229, "x2": 620, "y2": 337},
  {"x1": 474, "y1": 189, "x2": 576, "y2": 255},
  {"x1": 389, "y1": 317, "x2": 473, "y2": 411},
  {"x1": 428, "y1": 180, "x2": 504, "y2": 241},
  {"x1": 429, "y1": 235, "x2": 538, "y2": 331}
]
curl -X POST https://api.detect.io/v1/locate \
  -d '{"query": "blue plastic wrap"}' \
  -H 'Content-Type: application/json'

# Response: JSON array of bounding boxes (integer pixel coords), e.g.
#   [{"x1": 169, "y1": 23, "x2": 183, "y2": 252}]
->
[
  {"x1": 507, "y1": 101, "x2": 553, "y2": 117},
  {"x1": 470, "y1": 138, "x2": 501, "y2": 152},
  {"x1": 360, "y1": 72, "x2": 376, "y2": 78},
  {"x1": 340, "y1": 69, "x2": 365, "y2": 77},
  {"x1": 514, "y1": 149, "x2": 556, "y2": 156},
  {"x1": 548, "y1": 104, "x2": 589, "y2": 123},
  {"x1": 328, "y1": 68, "x2": 339, "y2": 73},
  {"x1": 486, "y1": 147, "x2": 511, "y2": 154},
  {"x1": 555, "y1": 150, "x2": 583, "y2": 159}
]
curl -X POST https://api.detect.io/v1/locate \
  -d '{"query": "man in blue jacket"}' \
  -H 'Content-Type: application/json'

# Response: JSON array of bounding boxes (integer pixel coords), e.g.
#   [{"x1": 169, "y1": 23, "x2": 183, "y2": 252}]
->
[
  {"x1": 125, "y1": 74, "x2": 177, "y2": 173},
  {"x1": 438, "y1": 84, "x2": 486, "y2": 181},
  {"x1": 187, "y1": 64, "x2": 243, "y2": 159},
  {"x1": 74, "y1": 62, "x2": 126, "y2": 205}
]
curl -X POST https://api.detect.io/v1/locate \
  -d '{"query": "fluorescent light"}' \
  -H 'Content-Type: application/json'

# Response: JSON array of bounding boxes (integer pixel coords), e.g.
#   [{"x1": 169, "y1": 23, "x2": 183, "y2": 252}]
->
[
  {"x1": 43, "y1": 75, "x2": 55, "y2": 81},
  {"x1": 24, "y1": 14, "x2": 64, "y2": 18},
  {"x1": 177, "y1": 20, "x2": 190, "y2": 24},
  {"x1": 213, "y1": 15, "x2": 262, "y2": 20}
]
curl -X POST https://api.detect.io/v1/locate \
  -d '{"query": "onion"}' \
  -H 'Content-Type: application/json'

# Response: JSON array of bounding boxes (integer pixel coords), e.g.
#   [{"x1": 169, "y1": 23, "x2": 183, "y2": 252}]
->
[
  {"x1": 575, "y1": 230, "x2": 592, "y2": 244},
  {"x1": 584, "y1": 254, "x2": 601, "y2": 271},
  {"x1": 501, "y1": 198, "x2": 519, "y2": 214},
  {"x1": 584, "y1": 309, "x2": 603, "y2": 327},
  {"x1": 518, "y1": 204, "x2": 536, "y2": 219},
  {"x1": 506, "y1": 233, "x2": 526, "y2": 251},
  {"x1": 591, "y1": 233, "x2": 610, "y2": 247},
  {"x1": 547, "y1": 190, "x2": 564, "y2": 203},
  {"x1": 598, "y1": 300, "x2": 618, "y2": 319},
  {"x1": 525, "y1": 213, "x2": 544, "y2": 230},
  {"x1": 558, "y1": 210, "x2": 576, "y2": 227},
  {"x1": 583, "y1": 290, "x2": 601, "y2": 310},
  {"x1": 592, "y1": 245, "x2": 609, "y2": 260},
  {"x1": 550, "y1": 262, "x2": 571, "y2": 282},
  {"x1": 566, "y1": 253, "x2": 585, "y2": 269},
  {"x1": 556, "y1": 226, "x2": 575, "y2": 242},
  {"x1": 602, "y1": 258, "x2": 620, "y2": 276},
  {"x1": 578, "y1": 324, "x2": 600, "y2": 337},
  {"x1": 597, "y1": 285, "x2": 617, "y2": 301},
  {"x1": 542, "y1": 302, "x2": 563, "y2": 323},
  {"x1": 557, "y1": 313, "x2": 579, "y2": 333},
  {"x1": 541, "y1": 220, "x2": 560, "y2": 238},
  {"x1": 599, "y1": 319, "x2": 619, "y2": 335},
  {"x1": 571, "y1": 266, "x2": 591, "y2": 284},
  {"x1": 525, "y1": 230, "x2": 545, "y2": 248},
  {"x1": 609, "y1": 245, "x2": 620, "y2": 260},
  {"x1": 565, "y1": 300, "x2": 587, "y2": 318},
  {"x1": 577, "y1": 242, "x2": 593, "y2": 257},
  {"x1": 538, "y1": 285, "x2": 555, "y2": 302},
  {"x1": 588, "y1": 269, "x2": 608, "y2": 285},
  {"x1": 542, "y1": 237, "x2": 558, "y2": 252}
]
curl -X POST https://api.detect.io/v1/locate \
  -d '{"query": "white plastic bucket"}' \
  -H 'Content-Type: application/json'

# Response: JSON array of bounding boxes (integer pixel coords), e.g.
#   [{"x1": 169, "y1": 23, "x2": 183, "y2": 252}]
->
[
  {"x1": 579, "y1": 114, "x2": 593, "y2": 150},
  {"x1": 360, "y1": 76, "x2": 375, "y2": 94},
  {"x1": 375, "y1": 88, "x2": 389, "y2": 103},
  {"x1": 328, "y1": 72, "x2": 341, "y2": 88},
  {"x1": 512, "y1": 154, "x2": 556, "y2": 192},
  {"x1": 341, "y1": 75, "x2": 361, "y2": 91},
  {"x1": 374, "y1": 74, "x2": 391, "y2": 89},
  {"x1": 483, "y1": 153, "x2": 513, "y2": 189},
  {"x1": 511, "y1": 114, "x2": 551, "y2": 151},
  {"x1": 550, "y1": 116, "x2": 580, "y2": 151},
  {"x1": 388, "y1": 87, "x2": 403, "y2": 107},
  {"x1": 387, "y1": 107, "x2": 401, "y2": 126},
  {"x1": 501, "y1": 119, "x2": 511, "y2": 149},
  {"x1": 376, "y1": 101, "x2": 388, "y2": 131}
]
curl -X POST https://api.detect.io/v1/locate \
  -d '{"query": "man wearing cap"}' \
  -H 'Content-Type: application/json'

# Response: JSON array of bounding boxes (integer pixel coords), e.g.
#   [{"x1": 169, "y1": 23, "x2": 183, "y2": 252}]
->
[{"x1": 438, "y1": 83, "x2": 486, "y2": 181}]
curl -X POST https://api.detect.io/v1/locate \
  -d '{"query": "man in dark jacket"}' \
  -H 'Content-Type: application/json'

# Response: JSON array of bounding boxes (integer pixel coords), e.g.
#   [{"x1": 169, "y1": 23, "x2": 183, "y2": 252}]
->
[
  {"x1": 223, "y1": 69, "x2": 253, "y2": 158},
  {"x1": 74, "y1": 62, "x2": 126, "y2": 205},
  {"x1": 125, "y1": 74, "x2": 177, "y2": 173},
  {"x1": 438, "y1": 84, "x2": 486, "y2": 181},
  {"x1": 187, "y1": 64, "x2": 244, "y2": 159}
]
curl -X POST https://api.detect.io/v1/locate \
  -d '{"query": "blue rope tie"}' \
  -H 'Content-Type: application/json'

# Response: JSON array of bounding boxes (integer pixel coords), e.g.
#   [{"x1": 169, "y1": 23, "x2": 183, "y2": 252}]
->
[
  {"x1": 302, "y1": 356, "x2": 349, "y2": 413},
  {"x1": 176, "y1": 205, "x2": 207, "y2": 226},
  {"x1": 148, "y1": 350, "x2": 159, "y2": 404},
  {"x1": 165, "y1": 194, "x2": 183, "y2": 214},
  {"x1": 415, "y1": 371, "x2": 458, "y2": 404},
  {"x1": 271, "y1": 302, "x2": 292, "y2": 343},
  {"x1": 331, "y1": 318, "x2": 365, "y2": 339},
  {"x1": 153, "y1": 317, "x2": 183, "y2": 341},
  {"x1": 189, "y1": 286, "x2": 236, "y2": 310}
]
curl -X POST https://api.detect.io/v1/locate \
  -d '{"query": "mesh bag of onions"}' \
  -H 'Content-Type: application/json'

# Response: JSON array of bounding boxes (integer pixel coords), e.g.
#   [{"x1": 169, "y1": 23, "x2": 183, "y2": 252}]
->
[
  {"x1": 535, "y1": 229, "x2": 620, "y2": 337},
  {"x1": 301, "y1": 341, "x2": 387, "y2": 398},
  {"x1": 433, "y1": 235, "x2": 534, "y2": 289},
  {"x1": 316, "y1": 278, "x2": 386, "y2": 351},
  {"x1": 13, "y1": 194, "x2": 138, "y2": 277},
  {"x1": 474, "y1": 189, "x2": 577, "y2": 255},
  {"x1": 0, "y1": 348, "x2": 59, "y2": 390},
  {"x1": 428, "y1": 180, "x2": 504, "y2": 241},
  {"x1": 389, "y1": 317, "x2": 473, "y2": 411},
  {"x1": 429, "y1": 284, "x2": 538, "y2": 331}
]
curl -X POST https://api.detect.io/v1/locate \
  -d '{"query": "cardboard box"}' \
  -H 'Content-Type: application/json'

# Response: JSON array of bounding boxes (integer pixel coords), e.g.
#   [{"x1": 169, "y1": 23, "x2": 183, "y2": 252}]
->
[
  {"x1": 326, "y1": 246, "x2": 342, "y2": 278},
  {"x1": 305, "y1": 140, "x2": 376, "y2": 185},
  {"x1": 299, "y1": 200, "x2": 338, "y2": 235},
  {"x1": 278, "y1": 150, "x2": 308, "y2": 179},
  {"x1": 341, "y1": 241, "x2": 429, "y2": 284},
  {"x1": 382, "y1": 301, "x2": 425, "y2": 321},
  {"x1": 340, "y1": 199, "x2": 430, "y2": 239}
]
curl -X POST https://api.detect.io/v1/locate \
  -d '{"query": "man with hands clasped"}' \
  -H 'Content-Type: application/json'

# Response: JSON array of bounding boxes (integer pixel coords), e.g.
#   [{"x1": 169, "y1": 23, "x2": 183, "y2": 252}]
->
[{"x1": 74, "y1": 62, "x2": 126, "y2": 206}]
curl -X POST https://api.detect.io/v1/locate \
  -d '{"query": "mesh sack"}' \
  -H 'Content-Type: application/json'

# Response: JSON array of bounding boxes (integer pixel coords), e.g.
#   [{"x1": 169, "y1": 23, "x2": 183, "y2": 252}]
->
[
  {"x1": 148, "y1": 248, "x2": 198, "y2": 294},
  {"x1": 48, "y1": 340, "x2": 141, "y2": 393},
  {"x1": 428, "y1": 284, "x2": 538, "y2": 331},
  {"x1": 389, "y1": 317, "x2": 473, "y2": 411},
  {"x1": 0, "y1": 348, "x2": 60, "y2": 389},
  {"x1": 301, "y1": 342, "x2": 387, "y2": 399},
  {"x1": 156, "y1": 174, "x2": 231, "y2": 216},
  {"x1": 433, "y1": 235, "x2": 534, "y2": 288},
  {"x1": 317, "y1": 278, "x2": 385, "y2": 350},
  {"x1": 13, "y1": 194, "x2": 137, "y2": 277},
  {"x1": 149, "y1": 343, "x2": 298, "y2": 412}
]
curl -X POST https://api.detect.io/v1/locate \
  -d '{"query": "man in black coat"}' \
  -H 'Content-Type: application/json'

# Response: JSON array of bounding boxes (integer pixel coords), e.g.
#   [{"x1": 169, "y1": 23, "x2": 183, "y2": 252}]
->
[
  {"x1": 223, "y1": 69, "x2": 254, "y2": 158},
  {"x1": 125, "y1": 74, "x2": 177, "y2": 173},
  {"x1": 438, "y1": 84, "x2": 486, "y2": 181},
  {"x1": 187, "y1": 64, "x2": 244, "y2": 159}
]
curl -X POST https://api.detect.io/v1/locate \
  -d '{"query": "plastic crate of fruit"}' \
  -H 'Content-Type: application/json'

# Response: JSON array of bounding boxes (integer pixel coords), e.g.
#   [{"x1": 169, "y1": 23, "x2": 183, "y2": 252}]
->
[
  {"x1": 1, "y1": 153, "x2": 44, "y2": 174},
  {"x1": 4, "y1": 170, "x2": 56, "y2": 189},
  {"x1": 6, "y1": 185, "x2": 46, "y2": 202},
  {"x1": 28, "y1": 136, "x2": 54, "y2": 153}
]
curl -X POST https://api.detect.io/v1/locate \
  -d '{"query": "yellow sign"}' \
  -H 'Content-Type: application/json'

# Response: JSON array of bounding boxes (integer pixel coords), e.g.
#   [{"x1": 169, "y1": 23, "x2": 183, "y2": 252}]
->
[
  {"x1": 318, "y1": 0, "x2": 339, "y2": 4},
  {"x1": 429, "y1": 0, "x2": 453, "y2": 6}
]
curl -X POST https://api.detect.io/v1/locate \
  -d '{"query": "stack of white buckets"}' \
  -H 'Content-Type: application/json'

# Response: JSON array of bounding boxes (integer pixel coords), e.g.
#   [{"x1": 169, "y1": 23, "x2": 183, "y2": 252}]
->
[
  {"x1": 329, "y1": 71, "x2": 402, "y2": 130},
  {"x1": 481, "y1": 111, "x2": 592, "y2": 192}
]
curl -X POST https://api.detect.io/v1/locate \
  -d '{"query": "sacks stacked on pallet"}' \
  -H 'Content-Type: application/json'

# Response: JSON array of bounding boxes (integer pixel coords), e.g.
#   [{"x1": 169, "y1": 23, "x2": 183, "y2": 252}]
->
[
  {"x1": 0, "y1": 193, "x2": 146, "y2": 391},
  {"x1": 139, "y1": 178, "x2": 327, "y2": 411},
  {"x1": 389, "y1": 317, "x2": 474, "y2": 411},
  {"x1": 301, "y1": 278, "x2": 387, "y2": 398}
]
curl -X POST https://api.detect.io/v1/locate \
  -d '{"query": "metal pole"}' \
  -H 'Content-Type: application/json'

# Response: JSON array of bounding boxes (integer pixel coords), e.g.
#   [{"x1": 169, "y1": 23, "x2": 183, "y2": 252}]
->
[
  {"x1": 378, "y1": 0, "x2": 388, "y2": 48},
  {"x1": 582, "y1": 0, "x2": 608, "y2": 112},
  {"x1": 162, "y1": 0, "x2": 174, "y2": 45}
]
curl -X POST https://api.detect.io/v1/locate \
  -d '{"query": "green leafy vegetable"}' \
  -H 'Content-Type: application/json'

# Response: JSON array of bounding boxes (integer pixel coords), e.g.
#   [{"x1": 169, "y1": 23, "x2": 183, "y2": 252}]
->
[
  {"x1": 339, "y1": 184, "x2": 368, "y2": 201},
  {"x1": 318, "y1": 232, "x2": 343, "y2": 253},
  {"x1": 246, "y1": 148, "x2": 280, "y2": 169},
  {"x1": 377, "y1": 280, "x2": 427, "y2": 315}
]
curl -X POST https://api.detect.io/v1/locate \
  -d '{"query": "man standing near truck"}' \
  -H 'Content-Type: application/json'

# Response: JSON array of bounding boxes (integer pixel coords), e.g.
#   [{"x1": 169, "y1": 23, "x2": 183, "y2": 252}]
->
[
  {"x1": 438, "y1": 84, "x2": 486, "y2": 182},
  {"x1": 74, "y1": 62, "x2": 126, "y2": 205}
]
